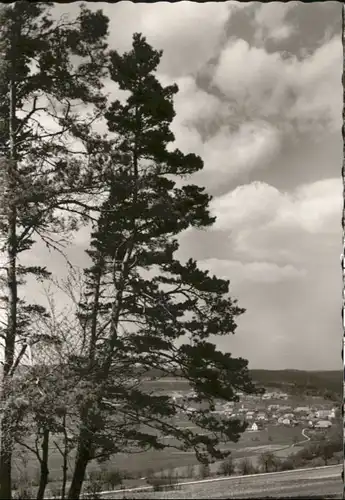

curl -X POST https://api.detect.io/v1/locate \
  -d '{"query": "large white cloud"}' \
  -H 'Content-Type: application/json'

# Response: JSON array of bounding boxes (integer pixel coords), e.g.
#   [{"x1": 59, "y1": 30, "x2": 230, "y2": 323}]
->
[
  {"x1": 286, "y1": 37, "x2": 342, "y2": 133},
  {"x1": 210, "y1": 182, "x2": 289, "y2": 231},
  {"x1": 169, "y1": 77, "x2": 282, "y2": 187},
  {"x1": 166, "y1": 33, "x2": 341, "y2": 189},
  {"x1": 210, "y1": 178, "x2": 342, "y2": 264},
  {"x1": 212, "y1": 35, "x2": 342, "y2": 134},
  {"x1": 253, "y1": 3, "x2": 296, "y2": 43},
  {"x1": 275, "y1": 178, "x2": 342, "y2": 234},
  {"x1": 191, "y1": 176, "x2": 342, "y2": 370},
  {"x1": 201, "y1": 123, "x2": 281, "y2": 186},
  {"x1": 92, "y1": 1, "x2": 232, "y2": 78}
]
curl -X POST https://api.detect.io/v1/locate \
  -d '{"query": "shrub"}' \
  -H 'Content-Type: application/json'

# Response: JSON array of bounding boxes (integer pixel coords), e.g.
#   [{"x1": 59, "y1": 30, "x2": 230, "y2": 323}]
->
[
  {"x1": 103, "y1": 467, "x2": 123, "y2": 489},
  {"x1": 199, "y1": 463, "x2": 211, "y2": 478},
  {"x1": 13, "y1": 488, "x2": 34, "y2": 500},
  {"x1": 83, "y1": 477, "x2": 101, "y2": 499},
  {"x1": 318, "y1": 442, "x2": 335, "y2": 465},
  {"x1": 326, "y1": 437, "x2": 342, "y2": 453},
  {"x1": 310, "y1": 456, "x2": 325, "y2": 467},
  {"x1": 289, "y1": 453, "x2": 306, "y2": 468},
  {"x1": 121, "y1": 469, "x2": 136, "y2": 480},
  {"x1": 258, "y1": 452, "x2": 279, "y2": 473},
  {"x1": 296, "y1": 444, "x2": 317, "y2": 461},
  {"x1": 145, "y1": 468, "x2": 155, "y2": 479},
  {"x1": 186, "y1": 464, "x2": 195, "y2": 478},
  {"x1": 218, "y1": 456, "x2": 235, "y2": 476},
  {"x1": 165, "y1": 467, "x2": 177, "y2": 480},
  {"x1": 146, "y1": 475, "x2": 179, "y2": 492},
  {"x1": 237, "y1": 457, "x2": 257, "y2": 475},
  {"x1": 89, "y1": 468, "x2": 103, "y2": 483},
  {"x1": 279, "y1": 457, "x2": 295, "y2": 471},
  {"x1": 273, "y1": 456, "x2": 282, "y2": 471},
  {"x1": 49, "y1": 485, "x2": 63, "y2": 499}
]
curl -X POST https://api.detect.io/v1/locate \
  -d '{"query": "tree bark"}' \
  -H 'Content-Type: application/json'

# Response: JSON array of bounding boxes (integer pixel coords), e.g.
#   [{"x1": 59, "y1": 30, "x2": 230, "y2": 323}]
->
[
  {"x1": 0, "y1": 22, "x2": 18, "y2": 499},
  {"x1": 67, "y1": 429, "x2": 92, "y2": 500},
  {"x1": 61, "y1": 414, "x2": 68, "y2": 500},
  {"x1": 36, "y1": 428, "x2": 49, "y2": 500},
  {"x1": 0, "y1": 413, "x2": 13, "y2": 500}
]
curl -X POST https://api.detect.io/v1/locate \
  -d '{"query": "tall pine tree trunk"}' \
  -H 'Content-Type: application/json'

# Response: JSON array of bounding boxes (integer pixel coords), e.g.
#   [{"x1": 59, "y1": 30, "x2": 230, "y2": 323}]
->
[
  {"x1": 0, "y1": 43, "x2": 18, "y2": 500},
  {"x1": 0, "y1": 413, "x2": 13, "y2": 500},
  {"x1": 69, "y1": 117, "x2": 140, "y2": 500}
]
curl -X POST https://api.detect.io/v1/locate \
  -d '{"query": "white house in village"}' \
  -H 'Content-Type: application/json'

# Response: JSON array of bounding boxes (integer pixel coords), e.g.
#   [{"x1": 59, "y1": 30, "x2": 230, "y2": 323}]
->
[
  {"x1": 250, "y1": 422, "x2": 258, "y2": 431},
  {"x1": 272, "y1": 392, "x2": 288, "y2": 399},
  {"x1": 224, "y1": 402, "x2": 235, "y2": 409},
  {"x1": 262, "y1": 393, "x2": 272, "y2": 400},
  {"x1": 257, "y1": 413, "x2": 267, "y2": 421},
  {"x1": 186, "y1": 407, "x2": 198, "y2": 414},
  {"x1": 282, "y1": 418, "x2": 292, "y2": 426},
  {"x1": 314, "y1": 420, "x2": 332, "y2": 429},
  {"x1": 279, "y1": 406, "x2": 292, "y2": 412},
  {"x1": 295, "y1": 407, "x2": 310, "y2": 413},
  {"x1": 315, "y1": 409, "x2": 335, "y2": 420}
]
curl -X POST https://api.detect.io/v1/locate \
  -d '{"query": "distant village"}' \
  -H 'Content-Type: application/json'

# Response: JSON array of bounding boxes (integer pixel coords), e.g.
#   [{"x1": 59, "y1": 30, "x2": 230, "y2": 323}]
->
[{"x1": 168, "y1": 389, "x2": 338, "y2": 431}]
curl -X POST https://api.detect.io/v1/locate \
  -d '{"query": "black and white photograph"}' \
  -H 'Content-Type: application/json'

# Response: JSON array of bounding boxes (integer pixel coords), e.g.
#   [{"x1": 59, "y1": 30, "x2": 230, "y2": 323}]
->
[{"x1": 0, "y1": 1, "x2": 343, "y2": 499}]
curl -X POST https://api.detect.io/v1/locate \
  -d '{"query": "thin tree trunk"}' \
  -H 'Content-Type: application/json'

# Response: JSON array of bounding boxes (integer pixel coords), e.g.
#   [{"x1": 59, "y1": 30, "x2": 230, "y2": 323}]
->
[
  {"x1": 67, "y1": 262, "x2": 103, "y2": 499},
  {"x1": 60, "y1": 413, "x2": 68, "y2": 500},
  {"x1": 67, "y1": 430, "x2": 92, "y2": 500},
  {"x1": 36, "y1": 428, "x2": 49, "y2": 500},
  {"x1": 89, "y1": 258, "x2": 104, "y2": 359}
]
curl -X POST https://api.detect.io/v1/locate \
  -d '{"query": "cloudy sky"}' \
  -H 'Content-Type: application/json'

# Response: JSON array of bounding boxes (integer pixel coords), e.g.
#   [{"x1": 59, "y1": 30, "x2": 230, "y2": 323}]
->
[{"x1": 23, "y1": 1, "x2": 343, "y2": 371}]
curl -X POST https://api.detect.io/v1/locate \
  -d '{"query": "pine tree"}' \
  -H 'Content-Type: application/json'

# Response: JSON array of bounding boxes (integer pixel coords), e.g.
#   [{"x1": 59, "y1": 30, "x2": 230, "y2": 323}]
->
[
  {"x1": 67, "y1": 33, "x2": 261, "y2": 499},
  {"x1": 0, "y1": 3, "x2": 110, "y2": 497}
]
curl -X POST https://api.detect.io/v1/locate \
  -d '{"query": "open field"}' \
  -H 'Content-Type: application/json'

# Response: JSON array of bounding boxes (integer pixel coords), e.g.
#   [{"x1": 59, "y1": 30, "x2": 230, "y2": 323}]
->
[
  {"x1": 12, "y1": 417, "x2": 311, "y2": 489},
  {"x1": 101, "y1": 465, "x2": 343, "y2": 499}
]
